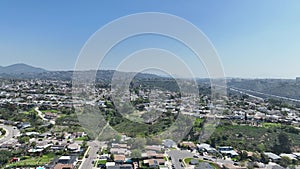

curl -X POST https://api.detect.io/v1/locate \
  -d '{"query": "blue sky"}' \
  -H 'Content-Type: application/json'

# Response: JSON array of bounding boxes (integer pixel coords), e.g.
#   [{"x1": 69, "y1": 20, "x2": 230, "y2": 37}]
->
[{"x1": 0, "y1": 0, "x2": 300, "y2": 78}]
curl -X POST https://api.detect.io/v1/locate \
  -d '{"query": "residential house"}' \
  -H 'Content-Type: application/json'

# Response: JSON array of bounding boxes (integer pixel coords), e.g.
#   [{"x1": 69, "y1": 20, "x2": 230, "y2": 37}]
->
[
  {"x1": 264, "y1": 152, "x2": 281, "y2": 162},
  {"x1": 218, "y1": 146, "x2": 239, "y2": 157},
  {"x1": 44, "y1": 112, "x2": 57, "y2": 119},
  {"x1": 114, "y1": 154, "x2": 126, "y2": 164}
]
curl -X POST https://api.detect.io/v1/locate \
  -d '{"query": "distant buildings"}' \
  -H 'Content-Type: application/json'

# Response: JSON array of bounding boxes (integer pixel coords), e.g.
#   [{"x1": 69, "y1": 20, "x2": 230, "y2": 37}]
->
[{"x1": 296, "y1": 77, "x2": 300, "y2": 84}]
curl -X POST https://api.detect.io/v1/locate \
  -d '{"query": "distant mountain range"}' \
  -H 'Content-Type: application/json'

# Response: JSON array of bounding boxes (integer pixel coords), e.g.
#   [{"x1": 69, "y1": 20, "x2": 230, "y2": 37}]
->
[
  {"x1": 0, "y1": 63, "x2": 47, "y2": 74},
  {"x1": 0, "y1": 63, "x2": 164, "y2": 82}
]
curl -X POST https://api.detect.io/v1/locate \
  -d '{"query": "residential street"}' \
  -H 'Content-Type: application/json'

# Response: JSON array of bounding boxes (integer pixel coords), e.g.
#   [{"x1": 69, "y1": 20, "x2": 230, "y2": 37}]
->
[
  {"x1": 0, "y1": 124, "x2": 20, "y2": 144},
  {"x1": 79, "y1": 140, "x2": 101, "y2": 169},
  {"x1": 168, "y1": 150, "x2": 194, "y2": 169}
]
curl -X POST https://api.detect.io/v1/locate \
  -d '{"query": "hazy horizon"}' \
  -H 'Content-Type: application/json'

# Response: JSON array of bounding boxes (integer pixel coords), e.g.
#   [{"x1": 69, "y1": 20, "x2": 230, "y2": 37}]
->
[{"x1": 1, "y1": 62, "x2": 299, "y2": 80}]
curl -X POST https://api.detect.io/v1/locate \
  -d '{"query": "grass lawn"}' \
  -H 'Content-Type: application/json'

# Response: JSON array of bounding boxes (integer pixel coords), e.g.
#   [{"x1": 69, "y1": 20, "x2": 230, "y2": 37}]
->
[
  {"x1": 101, "y1": 148, "x2": 109, "y2": 154},
  {"x1": 21, "y1": 111, "x2": 30, "y2": 115},
  {"x1": 94, "y1": 159, "x2": 107, "y2": 167},
  {"x1": 97, "y1": 159, "x2": 107, "y2": 165},
  {"x1": 9, "y1": 153, "x2": 55, "y2": 167},
  {"x1": 74, "y1": 136, "x2": 88, "y2": 141},
  {"x1": 184, "y1": 157, "x2": 193, "y2": 164},
  {"x1": 42, "y1": 109, "x2": 59, "y2": 114},
  {"x1": 262, "y1": 122, "x2": 282, "y2": 128}
]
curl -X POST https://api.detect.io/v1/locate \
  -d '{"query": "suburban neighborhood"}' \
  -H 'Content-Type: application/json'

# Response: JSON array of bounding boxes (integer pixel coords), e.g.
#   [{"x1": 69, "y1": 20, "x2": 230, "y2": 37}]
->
[{"x1": 0, "y1": 78, "x2": 300, "y2": 169}]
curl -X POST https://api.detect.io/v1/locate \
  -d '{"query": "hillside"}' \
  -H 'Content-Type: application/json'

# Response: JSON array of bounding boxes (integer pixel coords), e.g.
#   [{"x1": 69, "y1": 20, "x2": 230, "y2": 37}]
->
[{"x1": 0, "y1": 63, "x2": 47, "y2": 74}]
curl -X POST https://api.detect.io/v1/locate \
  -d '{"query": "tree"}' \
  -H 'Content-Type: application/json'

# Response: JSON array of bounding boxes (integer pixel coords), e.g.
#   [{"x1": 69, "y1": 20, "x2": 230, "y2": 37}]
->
[
  {"x1": 131, "y1": 149, "x2": 142, "y2": 158},
  {"x1": 238, "y1": 150, "x2": 248, "y2": 161},
  {"x1": 257, "y1": 143, "x2": 265, "y2": 152},
  {"x1": 0, "y1": 128, "x2": 6, "y2": 136},
  {"x1": 273, "y1": 132, "x2": 292, "y2": 154},
  {"x1": 250, "y1": 153, "x2": 261, "y2": 162},
  {"x1": 279, "y1": 156, "x2": 292, "y2": 168},
  {"x1": 18, "y1": 136, "x2": 30, "y2": 144},
  {"x1": 30, "y1": 141, "x2": 37, "y2": 148},
  {"x1": 82, "y1": 141, "x2": 87, "y2": 148},
  {"x1": 0, "y1": 150, "x2": 12, "y2": 166},
  {"x1": 129, "y1": 138, "x2": 146, "y2": 150},
  {"x1": 209, "y1": 137, "x2": 217, "y2": 148},
  {"x1": 260, "y1": 153, "x2": 269, "y2": 164},
  {"x1": 146, "y1": 137, "x2": 162, "y2": 145},
  {"x1": 114, "y1": 135, "x2": 122, "y2": 143}
]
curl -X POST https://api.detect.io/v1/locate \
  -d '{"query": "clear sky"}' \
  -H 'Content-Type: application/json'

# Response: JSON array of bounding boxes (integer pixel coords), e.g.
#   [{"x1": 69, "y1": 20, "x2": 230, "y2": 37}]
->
[{"x1": 0, "y1": 0, "x2": 300, "y2": 78}]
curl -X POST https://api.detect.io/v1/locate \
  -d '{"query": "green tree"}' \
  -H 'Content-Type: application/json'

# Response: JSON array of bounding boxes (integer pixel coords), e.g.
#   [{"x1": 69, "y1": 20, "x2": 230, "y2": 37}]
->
[
  {"x1": 0, "y1": 150, "x2": 12, "y2": 166},
  {"x1": 114, "y1": 135, "x2": 122, "y2": 143},
  {"x1": 257, "y1": 143, "x2": 265, "y2": 152},
  {"x1": 260, "y1": 153, "x2": 269, "y2": 164},
  {"x1": 273, "y1": 132, "x2": 292, "y2": 154},
  {"x1": 18, "y1": 136, "x2": 30, "y2": 144},
  {"x1": 238, "y1": 150, "x2": 248, "y2": 161},
  {"x1": 131, "y1": 149, "x2": 142, "y2": 158},
  {"x1": 279, "y1": 156, "x2": 292, "y2": 168},
  {"x1": 30, "y1": 141, "x2": 37, "y2": 148},
  {"x1": 0, "y1": 128, "x2": 6, "y2": 136},
  {"x1": 250, "y1": 153, "x2": 261, "y2": 162},
  {"x1": 129, "y1": 138, "x2": 146, "y2": 150}
]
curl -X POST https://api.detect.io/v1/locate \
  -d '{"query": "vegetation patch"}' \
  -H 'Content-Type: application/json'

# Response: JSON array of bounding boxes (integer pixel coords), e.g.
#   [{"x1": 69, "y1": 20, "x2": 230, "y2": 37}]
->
[{"x1": 9, "y1": 153, "x2": 55, "y2": 167}]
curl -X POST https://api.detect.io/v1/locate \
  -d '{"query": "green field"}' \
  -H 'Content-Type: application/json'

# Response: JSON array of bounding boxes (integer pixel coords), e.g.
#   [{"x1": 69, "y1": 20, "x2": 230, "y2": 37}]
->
[
  {"x1": 41, "y1": 109, "x2": 59, "y2": 114},
  {"x1": 93, "y1": 159, "x2": 107, "y2": 167},
  {"x1": 262, "y1": 122, "x2": 282, "y2": 128},
  {"x1": 74, "y1": 135, "x2": 89, "y2": 141},
  {"x1": 9, "y1": 153, "x2": 55, "y2": 167}
]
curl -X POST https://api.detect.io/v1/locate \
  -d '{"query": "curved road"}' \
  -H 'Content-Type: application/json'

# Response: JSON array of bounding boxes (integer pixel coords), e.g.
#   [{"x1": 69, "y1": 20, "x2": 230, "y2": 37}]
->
[{"x1": 0, "y1": 124, "x2": 20, "y2": 144}]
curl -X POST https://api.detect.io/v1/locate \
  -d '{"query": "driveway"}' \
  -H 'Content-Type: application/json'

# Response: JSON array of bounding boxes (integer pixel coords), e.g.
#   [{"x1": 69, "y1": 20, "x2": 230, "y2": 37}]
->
[{"x1": 34, "y1": 107, "x2": 56, "y2": 124}]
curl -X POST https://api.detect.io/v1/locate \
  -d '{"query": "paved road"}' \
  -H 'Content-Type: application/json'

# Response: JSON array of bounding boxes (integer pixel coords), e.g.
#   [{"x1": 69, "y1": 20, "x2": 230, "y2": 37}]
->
[
  {"x1": 35, "y1": 107, "x2": 48, "y2": 121},
  {"x1": 79, "y1": 140, "x2": 101, "y2": 169},
  {"x1": 230, "y1": 86, "x2": 300, "y2": 103},
  {"x1": 168, "y1": 150, "x2": 193, "y2": 169},
  {"x1": 0, "y1": 124, "x2": 20, "y2": 144}
]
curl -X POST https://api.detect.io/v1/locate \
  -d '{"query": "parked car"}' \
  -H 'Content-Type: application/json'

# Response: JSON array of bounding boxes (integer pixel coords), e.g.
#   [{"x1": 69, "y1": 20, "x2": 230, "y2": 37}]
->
[{"x1": 193, "y1": 154, "x2": 200, "y2": 158}]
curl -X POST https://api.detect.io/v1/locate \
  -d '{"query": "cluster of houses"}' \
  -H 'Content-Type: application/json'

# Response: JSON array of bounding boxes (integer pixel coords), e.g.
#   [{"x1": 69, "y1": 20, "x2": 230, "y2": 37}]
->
[
  {"x1": 141, "y1": 145, "x2": 166, "y2": 168},
  {"x1": 2, "y1": 78, "x2": 300, "y2": 128},
  {"x1": 0, "y1": 119, "x2": 87, "y2": 168},
  {"x1": 0, "y1": 79, "x2": 73, "y2": 110},
  {"x1": 99, "y1": 143, "x2": 167, "y2": 169},
  {"x1": 1, "y1": 78, "x2": 300, "y2": 169}
]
